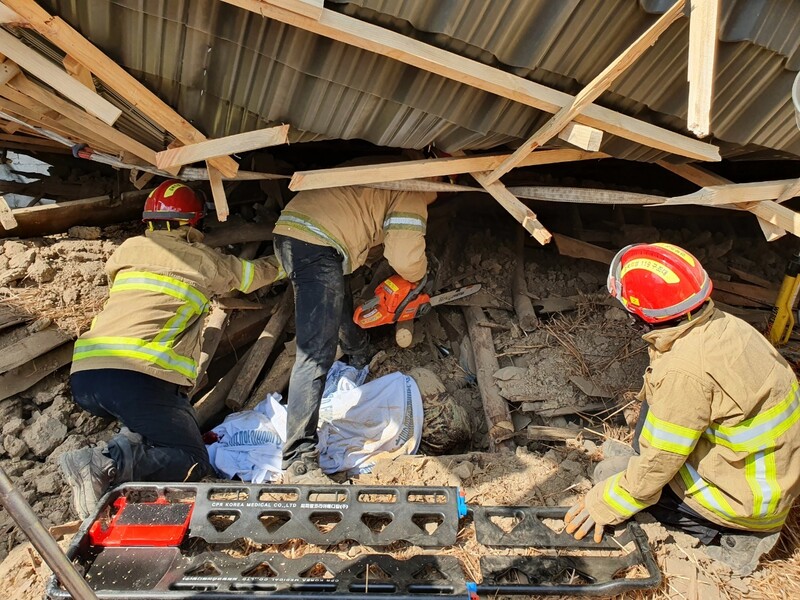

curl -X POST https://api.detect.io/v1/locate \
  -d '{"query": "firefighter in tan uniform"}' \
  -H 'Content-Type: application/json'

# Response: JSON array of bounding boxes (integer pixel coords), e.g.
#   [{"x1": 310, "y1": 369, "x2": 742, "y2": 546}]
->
[
  {"x1": 272, "y1": 185, "x2": 436, "y2": 483},
  {"x1": 60, "y1": 181, "x2": 281, "y2": 519},
  {"x1": 566, "y1": 243, "x2": 800, "y2": 574}
]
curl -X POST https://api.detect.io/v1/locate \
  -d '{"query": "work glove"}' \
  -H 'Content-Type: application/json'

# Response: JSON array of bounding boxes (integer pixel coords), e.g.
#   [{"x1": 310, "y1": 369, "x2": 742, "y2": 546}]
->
[{"x1": 564, "y1": 498, "x2": 604, "y2": 543}]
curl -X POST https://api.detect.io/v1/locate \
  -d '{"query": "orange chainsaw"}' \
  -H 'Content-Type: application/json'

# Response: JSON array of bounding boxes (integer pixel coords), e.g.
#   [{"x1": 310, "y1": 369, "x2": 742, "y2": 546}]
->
[{"x1": 354, "y1": 274, "x2": 481, "y2": 328}]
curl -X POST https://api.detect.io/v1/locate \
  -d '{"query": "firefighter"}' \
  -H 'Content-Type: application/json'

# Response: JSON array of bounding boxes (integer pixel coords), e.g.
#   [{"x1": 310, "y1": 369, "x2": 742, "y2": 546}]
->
[
  {"x1": 272, "y1": 184, "x2": 436, "y2": 484},
  {"x1": 565, "y1": 242, "x2": 800, "y2": 574},
  {"x1": 59, "y1": 180, "x2": 282, "y2": 519}
]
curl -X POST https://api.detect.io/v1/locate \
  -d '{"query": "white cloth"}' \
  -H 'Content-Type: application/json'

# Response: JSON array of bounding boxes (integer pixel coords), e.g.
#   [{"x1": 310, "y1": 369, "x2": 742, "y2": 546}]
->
[
  {"x1": 318, "y1": 372, "x2": 423, "y2": 476},
  {"x1": 207, "y1": 367, "x2": 423, "y2": 481},
  {"x1": 206, "y1": 394, "x2": 286, "y2": 484}
]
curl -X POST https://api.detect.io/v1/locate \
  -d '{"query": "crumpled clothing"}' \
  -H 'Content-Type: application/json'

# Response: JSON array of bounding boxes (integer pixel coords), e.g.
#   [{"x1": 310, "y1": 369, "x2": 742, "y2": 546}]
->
[
  {"x1": 318, "y1": 371, "x2": 422, "y2": 476},
  {"x1": 323, "y1": 360, "x2": 369, "y2": 398},
  {"x1": 207, "y1": 394, "x2": 287, "y2": 483}
]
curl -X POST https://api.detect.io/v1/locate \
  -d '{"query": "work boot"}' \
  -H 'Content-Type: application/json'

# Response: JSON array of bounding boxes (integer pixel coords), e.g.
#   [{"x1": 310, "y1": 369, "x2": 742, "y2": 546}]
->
[
  {"x1": 282, "y1": 452, "x2": 335, "y2": 485},
  {"x1": 704, "y1": 531, "x2": 781, "y2": 576},
  {"x1": 59, "y1": 446, "x2": 117, "y2": 520}
]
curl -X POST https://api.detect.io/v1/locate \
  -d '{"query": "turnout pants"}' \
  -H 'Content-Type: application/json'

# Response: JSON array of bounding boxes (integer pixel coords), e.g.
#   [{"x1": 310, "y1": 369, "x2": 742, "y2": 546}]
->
[
  {"x1": 70, "y1": 369, "x2": 211, "y2": 482},
  {"x1": 274, "y1": 234, "x2": 370, "y2": 468}
]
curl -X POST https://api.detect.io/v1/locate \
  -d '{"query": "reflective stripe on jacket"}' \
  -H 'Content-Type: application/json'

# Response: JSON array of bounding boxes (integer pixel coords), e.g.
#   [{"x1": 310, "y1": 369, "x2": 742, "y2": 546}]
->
[
  {"x1": 586, "y1": 301, "x2": 800, "y2": 532},
  {"x1": 71, "y1": 227, "x2": 281, "y2": 386},
  {"x1": 272, "y1": 186, "x2": 434, "y2": 281}
]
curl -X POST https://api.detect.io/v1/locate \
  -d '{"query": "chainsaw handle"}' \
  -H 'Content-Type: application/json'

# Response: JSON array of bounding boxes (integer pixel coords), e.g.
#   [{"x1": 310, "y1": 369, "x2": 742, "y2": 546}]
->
[{"x1": 392, "y1": 273, "x2": 427, "y2": 323}]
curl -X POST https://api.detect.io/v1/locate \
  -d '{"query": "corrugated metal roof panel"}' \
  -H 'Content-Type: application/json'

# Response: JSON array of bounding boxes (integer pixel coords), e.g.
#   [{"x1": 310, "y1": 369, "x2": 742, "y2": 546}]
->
[{"x1": 22, "y1": 0, "x2": 800, "y2": 162}]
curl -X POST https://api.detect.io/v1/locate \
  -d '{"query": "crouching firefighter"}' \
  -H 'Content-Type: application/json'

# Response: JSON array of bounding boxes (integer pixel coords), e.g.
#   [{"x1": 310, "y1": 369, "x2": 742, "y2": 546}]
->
[
  {"x1": 565, "y1": 242, "x2": 800, "y2": 575},
  {"x1": 60, "y1": 180, "x2": 282, "y2": 519}
]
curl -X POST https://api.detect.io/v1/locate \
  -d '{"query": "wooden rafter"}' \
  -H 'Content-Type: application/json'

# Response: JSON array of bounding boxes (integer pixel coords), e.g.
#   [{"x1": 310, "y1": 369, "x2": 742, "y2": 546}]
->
[
  {"x1": 62, "y1": 54, "x2": 95, "y2": 92},
  {"x1": 485, "y1": 0, "x2": 687, "y2": 183},
  {"x1": 664, "y1": 178, "x2": 800, "y2": 206},
  {"x1": 207, "y1": 163, "x2": 230, "y2": 222},
  {"x1": 2, "y1": 0, "x2": 240, "y2": 177},
  {"x1": 687, "y1": 0, "x2": 720, "y2": 137},
  {"x1": 8, "y1": 71, "x2": 158, "y2": 164},
  {"x1": 0, "y1": 26, "x2": 120, "y2": 125},
  {"x1": 155, "y1": 125, "x2": 290, "y2": 171},
  {"x1": 656, "y1": 161, "x2": 787, "y2": 241},
  {"x1": 290, "y1": 149, "x2": 607, "y2": 191},
  {"x1": 557, "y1": 122, "x2": 603, "y2": 152},
  {"x1": 219, "y1": 0, "x2": 719, "y2": 162}
]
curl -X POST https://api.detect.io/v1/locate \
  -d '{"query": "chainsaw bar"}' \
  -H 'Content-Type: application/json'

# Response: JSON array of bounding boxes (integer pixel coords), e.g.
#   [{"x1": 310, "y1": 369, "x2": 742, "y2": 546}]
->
[{"x1": 429, "y1": 283, "x2": 481, "y2": 307}]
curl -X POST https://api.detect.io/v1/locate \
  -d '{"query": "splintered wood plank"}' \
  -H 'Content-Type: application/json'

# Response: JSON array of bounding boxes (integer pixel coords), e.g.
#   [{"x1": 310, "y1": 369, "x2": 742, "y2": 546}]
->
[
  {"x1": 486, "y1": 0, "x2": 687, "y2": 182},
  {"x1": 687, "y1": 0, "x2": 720, "y2": 136},
  {"x1": 472, "y1": 172, "x2": 552, "y2": 245},
  {"x1": 665, "y1": 179, "x2": 800, "y2": 206},
  {"x1": 0, "y1": 27, "x2": 120, "y2": 125},
  {"x1": 0, "y1": 303, "x2": 27, "y2": 331},
  {"x1": 527, "y1": 425, "x2": 602, "y2": 441},
  {"x1": 0, "y1": 59, "x2": 20, "y2": 86},
  {"x1": 0, "y1": 327, "x2": 71, "y2": 374},
  {"x1": 155, "y1": 125, "x2": 289, "y2": 170},
  {"x1": 712, "y1": 280, "x2": 777, "y2": 306},
  {"x1": 290, "y1": 149, "x2": 606, "y2": 191},
  {"x1": 4, "y1": 0, "x2": 239, "y2": 177},
  {"x1": 219, "y1": 0, "x2": 719, "y2": 162}
]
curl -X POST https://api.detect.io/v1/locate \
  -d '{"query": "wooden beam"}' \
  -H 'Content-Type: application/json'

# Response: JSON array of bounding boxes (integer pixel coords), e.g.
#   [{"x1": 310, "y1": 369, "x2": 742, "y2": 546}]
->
[
  {"x1": 0, "y1": 189, "x2": 151, "y2": 238},
  {"x1": 9, "y1": 73, "x2": 158, "y2": 165},
  {"x1": 471, "y1": 171, "x2": 552, "y2": 245},
  {"x1": 265, "y1": 0, "x2": 323, "y2": 20},
  {"x1": 664, "y1": 178, "x2": 800, "y2": 206},
  {"x1": 556, "y1": 122, "x2": 603, "y2": 151},
  {"x1": 0, "y1": 27, "x2": 120, "y2": 125},
  {"x1": 203, "y1": 222, "x2": 274, "y2": 247},
  {"x1": 62, "y1": 54, "x2": 95, "y2": 92},
  {"x1": 485, "y1": 0, "x2": 686, "y2": 183},
  {"x1": 290, "y1": 149, "x2": 607, "y2": 192},
  {"x1": 0, "y1": 3, "x2": 21, "y2": 23},
  {"x1": 0, "y1": 328, "x2": 71, "y2": 374},
  {"x1": 0, "y1": 195, "x2": 16, "y2": 230},
  {"x1": 509, "y1": 186, "x2": 665, "y2": 205},
  {"x1": 219, "y1": 0, "x2": 719, "y2": 162},
  {"x1": 748, "y1": 201, "x2": 800, "y2": 238},
  {"x1": 3, "y1": 0, "x2": 240, "y2": 178},
  {"x1": 207, "y1": 163, "x2": 230, "y2": 222},
  {"x1": 777, "y1": 178, "x2": 800, "y2": 203},
  {"x1": 657, "y1": 160, "x2": 787, "y2": 241},
  {"x1": 687, "y1": 0, "x2": 720, "y2": 137},
  {"x1": 553, "y1": 233, "x2": 615, "y2": 264},
  {"x1": 0, "y1": 342, "x2": 72, "y2": 401},
  {"x1": 155, "y1": 125, "x2": 289, "y2": 171}
]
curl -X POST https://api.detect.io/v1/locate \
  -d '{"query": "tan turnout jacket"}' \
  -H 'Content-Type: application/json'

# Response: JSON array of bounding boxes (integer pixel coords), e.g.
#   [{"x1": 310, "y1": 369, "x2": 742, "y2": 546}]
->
[
  {"x1": 587, "y1": 301, "x2": 800, "y2": 532},
  {"x1": 71, "y1": 228, "x2": 280, "y2": 387},
  {"x1": 272, "y1": 186, "x2": 434, "y2": 282}
]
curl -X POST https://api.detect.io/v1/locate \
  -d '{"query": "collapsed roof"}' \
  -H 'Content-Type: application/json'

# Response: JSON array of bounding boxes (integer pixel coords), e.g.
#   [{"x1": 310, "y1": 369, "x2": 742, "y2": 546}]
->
[{"x1": 29, "y1": 0, "x2": 800, "y2": 162}]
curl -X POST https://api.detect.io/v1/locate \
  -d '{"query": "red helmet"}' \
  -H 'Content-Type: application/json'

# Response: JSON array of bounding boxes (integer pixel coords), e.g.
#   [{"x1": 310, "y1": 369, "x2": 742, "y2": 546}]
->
[
  {"x1": 143, "y1": 180, "x2": 204, "y2": 227},
  {"x1": 607, "y1": 243, "x2": 712, "y2": 324}
]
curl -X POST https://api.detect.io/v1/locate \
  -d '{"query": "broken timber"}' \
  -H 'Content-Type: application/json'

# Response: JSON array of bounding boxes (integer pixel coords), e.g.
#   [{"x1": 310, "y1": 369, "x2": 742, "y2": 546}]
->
[
  {"x1": 226, "y1": 289, "x2": 294, "y2": 410},
  {"x1": 3, "y1": 0, "x2": 239, "y2": 177},
  {"x1": 512, "y1": 228, "x2": 538, "y2": 332},
  {"x1": 687, "y1": 0, "x2": 720, "y2": 137},
  {"x1": 0, "y1": 342, "x2": 73, "y2": 401},
  {"x1": 243, "y1": 340, "x2": 297, "y2": 411},
  {"x1": 220, "y1": 0, "x2": 719, "y2": 162},
  {"x1": 0, "y1": 327, "x2": 72, "y2": 374},
  {"x1": 553, "y1": 234, "x2": 614, "y2": 264},
  {"x1": 486, "y1": 0, "x2": 687, "y2": 183},
  {"x1": 463, "y1": 306, "x2": 514, "y2": 451}
]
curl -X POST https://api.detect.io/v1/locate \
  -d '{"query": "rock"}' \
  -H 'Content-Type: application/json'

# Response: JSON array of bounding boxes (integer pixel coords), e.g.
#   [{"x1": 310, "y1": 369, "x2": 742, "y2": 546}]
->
[
  {"x1": 560, "y1": 459, "x2": 584, "y2": 476},
  {"x1": 67, "y1": 226, "x2": 102, "y2": 240},
  {"x1": 0, "y1": 399, "x2": 22, "y2": 422},
  {"x1": 47, "y1": 434, "x2": 88, "y2": 464},
  {"x1": 68, "y1": 251, "x2": 105, "y2": 263},
  {"x1": 26, "y1": 317, "x2": 53, "y2": 334},
  {"x1": 452, "y1": 461, "x2": 474, "y2": 480},
  {"x1": 2, "y1": 240, "x2": 26, "y2": 257},
  {"x1": 604, "y1": 306, "x2": 628, "y2": 322},
  {"x1": 35, "y1": 472, "x2": 60, "y2": 495},
  {"x1": 31, "y1": 383, "x2": 67, "y2": 407},
  {"x1": 44, "y1": 395, "x2": 73, "y2": 421},
  {"x1": 493, "y1": 366, "x2": 527, "y2": 381},
  {"x1": 26, "y1": 260, "x2": 55, "y2": 283},
  {"x1": 582, "y1": 440, "x2": 597, "y2": 454},
  {"x1": 8, "y1": 248, "x2": 36, "y2": 270},
  {"x1": 61, "y1": 287, "x2": 80, "y2": 305},
  {"x1": 2, "y1": 417, "x2": 25, "y2": 437},
  {"x1": 0, "y1": 255, "x2": 8, "y2": 270},
  {"x1": 549, "y1": 416, "x2": 568, "y2": 428},
  {"x1": 20, "y1": 414, "x2": 68, "y2": 457},
  {"x1": 3, "y1": 435, "x2": 28, "y2": 459},
  {"x1": 0, "y1": 267, "x2": 26, "y2": 285},
  {"x1": 1, "y1": 459, "x2": 35, "y2": 477}
]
